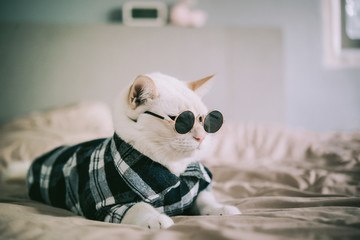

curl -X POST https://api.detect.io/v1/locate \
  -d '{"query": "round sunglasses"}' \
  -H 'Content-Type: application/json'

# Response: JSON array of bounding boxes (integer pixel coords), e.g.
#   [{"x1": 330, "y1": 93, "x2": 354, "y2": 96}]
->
[{"x1": 144, "y1": 110, "x2": 224, "y2": 134}]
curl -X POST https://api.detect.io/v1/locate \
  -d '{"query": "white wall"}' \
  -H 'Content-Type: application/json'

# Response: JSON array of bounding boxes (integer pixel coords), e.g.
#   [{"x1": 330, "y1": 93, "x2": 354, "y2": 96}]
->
[
  {"x1": 201, "y1": 0, "x2": 360, "y2": 132},
  {"x1": 0, "y1": 0, "x2": 359, "y2": 132}
]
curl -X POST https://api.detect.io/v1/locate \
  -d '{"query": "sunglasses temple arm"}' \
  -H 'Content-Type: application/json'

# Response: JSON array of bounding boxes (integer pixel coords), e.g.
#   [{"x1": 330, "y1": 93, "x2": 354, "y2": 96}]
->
[
  {"x1": 144, "y1": 111, "x2": 165, "y2": 119},
  {"x1": 144, "y1": 111, "x2": 174, "y2": 124}
]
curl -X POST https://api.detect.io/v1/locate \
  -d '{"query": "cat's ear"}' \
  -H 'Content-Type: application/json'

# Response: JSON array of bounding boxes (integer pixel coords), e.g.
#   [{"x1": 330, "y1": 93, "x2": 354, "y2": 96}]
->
[
  {"x1": 128, "y1": 75, "x2": 158, "y2": 109},
  {"x1": 187, "y1": 74, "x2": 215, "y2": 97}
]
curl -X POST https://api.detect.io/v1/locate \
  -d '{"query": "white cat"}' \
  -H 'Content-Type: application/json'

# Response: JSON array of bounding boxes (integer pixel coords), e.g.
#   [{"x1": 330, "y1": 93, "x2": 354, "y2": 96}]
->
[
  {"x1": 14, "y1": 72, "x2": 240, "y2": 230},
  {"x1": 113, "y1": 73, "x2": 240, "y2": 228}
]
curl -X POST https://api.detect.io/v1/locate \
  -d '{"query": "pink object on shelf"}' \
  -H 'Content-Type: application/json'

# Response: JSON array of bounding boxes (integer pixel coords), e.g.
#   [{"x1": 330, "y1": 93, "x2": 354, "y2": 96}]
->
[{"x1": 170, "y1": 0, "x2": 207, "y2": 27}]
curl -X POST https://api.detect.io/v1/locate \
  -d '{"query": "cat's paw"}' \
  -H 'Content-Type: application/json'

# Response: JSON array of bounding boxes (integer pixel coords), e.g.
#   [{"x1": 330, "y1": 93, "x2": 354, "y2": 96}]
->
[
  {"x1": 121, "y1": 202, "x2": 174, "y2": 229},
  {"x1": 201, "y1": 205, "x2": 241, "y2": 216},
  {"x1": 138, "y1": 214, "x2": 174, "y2": 229}
]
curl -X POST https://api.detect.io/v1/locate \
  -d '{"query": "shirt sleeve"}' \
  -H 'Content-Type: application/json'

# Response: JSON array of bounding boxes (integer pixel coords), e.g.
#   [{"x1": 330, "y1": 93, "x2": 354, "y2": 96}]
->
[{"x1": 96, "y1": 203, "x2": 136, "y2": 223}]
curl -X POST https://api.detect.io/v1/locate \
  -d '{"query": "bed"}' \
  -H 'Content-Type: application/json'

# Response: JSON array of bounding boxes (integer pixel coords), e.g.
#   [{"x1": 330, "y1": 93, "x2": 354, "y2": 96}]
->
[{"x1": 1, "y1": 102, "x2": 360, "y2": 239}]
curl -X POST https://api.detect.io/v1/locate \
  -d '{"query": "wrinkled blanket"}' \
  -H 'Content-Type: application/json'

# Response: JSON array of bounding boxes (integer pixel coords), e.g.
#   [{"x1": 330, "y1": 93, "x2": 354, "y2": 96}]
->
[{"x1": 1, "y1": 102, "x2": 360, "y2": 240}]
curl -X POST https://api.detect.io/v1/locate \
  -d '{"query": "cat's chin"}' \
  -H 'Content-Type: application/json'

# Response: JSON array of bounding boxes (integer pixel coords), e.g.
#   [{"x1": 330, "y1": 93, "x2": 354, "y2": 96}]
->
[
  {"x1": 169, "y1": 138, "x2": 205, "y2": 154},
  {"x1": 169, "y1": 143, "x2": 204, "y2": 160},
  {"x1": 171, "y1": 145, "x2": 197, "y2": 155},
  {"x1": 171, "y1": 143, "x2": 207, "y2": 162}
]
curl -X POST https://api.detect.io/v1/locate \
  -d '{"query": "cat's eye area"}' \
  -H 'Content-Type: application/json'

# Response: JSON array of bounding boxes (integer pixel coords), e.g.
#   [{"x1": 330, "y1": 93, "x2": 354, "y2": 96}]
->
[
  {"x1": 203, "y1": 110, "x2": 224, "y2": 133},
  {"x1": 174, "y1": 111, "x2": 195, "y2": 134}
]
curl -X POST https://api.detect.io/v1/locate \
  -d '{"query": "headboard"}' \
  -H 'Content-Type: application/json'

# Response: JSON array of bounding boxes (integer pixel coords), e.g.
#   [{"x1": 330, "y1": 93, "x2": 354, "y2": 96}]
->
[{"x1": 0, "y1": 23, "x2": 283, "y2": 124}]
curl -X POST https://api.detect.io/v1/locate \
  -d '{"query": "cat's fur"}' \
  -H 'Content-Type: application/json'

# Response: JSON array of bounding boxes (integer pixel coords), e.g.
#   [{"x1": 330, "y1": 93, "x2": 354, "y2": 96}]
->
[{"x1": 113, "y1": 73, "x2": 240, "y2": 228}]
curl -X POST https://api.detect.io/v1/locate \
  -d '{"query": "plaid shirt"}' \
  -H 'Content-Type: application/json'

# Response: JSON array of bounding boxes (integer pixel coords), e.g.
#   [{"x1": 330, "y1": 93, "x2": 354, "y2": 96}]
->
[{"x1": 27, "y1": 133, "x2": 212, "y2": 223}]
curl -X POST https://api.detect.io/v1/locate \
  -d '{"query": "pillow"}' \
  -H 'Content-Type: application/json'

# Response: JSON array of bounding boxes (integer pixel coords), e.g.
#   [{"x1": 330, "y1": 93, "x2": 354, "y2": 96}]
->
[
  {"x1": 0, "y1": 102, "x2": 114, "y2": 173},
  {"x1": 206, "y1": 123, "x2": 360, "y2": 170}
]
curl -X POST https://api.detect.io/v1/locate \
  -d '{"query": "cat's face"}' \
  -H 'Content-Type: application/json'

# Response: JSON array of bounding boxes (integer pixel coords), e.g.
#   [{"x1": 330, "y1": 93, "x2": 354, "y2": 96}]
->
[{"x1": 113, "y1": 72, "x2": 215, "y2": 172}]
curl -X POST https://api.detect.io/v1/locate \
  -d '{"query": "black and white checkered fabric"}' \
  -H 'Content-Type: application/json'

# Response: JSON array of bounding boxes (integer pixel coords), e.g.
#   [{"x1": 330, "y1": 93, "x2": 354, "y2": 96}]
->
[{"x1": 27, "y1": 133, "x2": 212, "y2": 223}]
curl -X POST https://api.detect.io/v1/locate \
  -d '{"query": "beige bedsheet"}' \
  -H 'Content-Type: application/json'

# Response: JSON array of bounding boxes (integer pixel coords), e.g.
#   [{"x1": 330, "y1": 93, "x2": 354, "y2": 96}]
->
[{"x1": 1, "y1": 102, "x2": 360, "y2": 239}]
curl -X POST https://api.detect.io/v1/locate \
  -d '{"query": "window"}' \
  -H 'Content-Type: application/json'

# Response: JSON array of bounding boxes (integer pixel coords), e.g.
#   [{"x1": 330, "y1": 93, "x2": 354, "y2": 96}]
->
[{"x1": 323, "y1": 0, "x2": 360, "y2": 68}]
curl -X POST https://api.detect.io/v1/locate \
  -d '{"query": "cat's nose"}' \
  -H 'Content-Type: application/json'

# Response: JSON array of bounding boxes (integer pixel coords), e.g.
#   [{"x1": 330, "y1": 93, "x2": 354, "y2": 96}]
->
[{"x1": 193, "y1": 136, "x2": 204, "y2": 143}]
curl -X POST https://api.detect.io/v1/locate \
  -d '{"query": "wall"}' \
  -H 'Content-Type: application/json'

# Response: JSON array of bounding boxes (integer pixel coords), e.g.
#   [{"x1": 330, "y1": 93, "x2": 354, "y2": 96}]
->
[
  {"x1": 0, "y1": 24, "x2": 283, "y2": 125},
  {"x1": 0, "y1": 0, "x2": 359, "y2": 132},
  {"x1": 201, "y1": 0, "x2": 360, "y2": 132}
]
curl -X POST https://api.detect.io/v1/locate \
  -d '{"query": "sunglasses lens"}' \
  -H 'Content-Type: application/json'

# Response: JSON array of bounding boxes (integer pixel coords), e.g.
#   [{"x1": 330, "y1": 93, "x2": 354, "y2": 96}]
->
[
  {"x1": 175, "y1": 111, "x2": 195, "y2": 134},
  {"x1": 204, "y1": 110, "x2": 223, "y2": 133}
]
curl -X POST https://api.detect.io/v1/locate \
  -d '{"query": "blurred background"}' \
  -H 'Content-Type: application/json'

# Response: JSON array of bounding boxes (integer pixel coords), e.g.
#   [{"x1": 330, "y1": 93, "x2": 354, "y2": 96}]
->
[{"x1": 0, "y1": 0, "x2": 359, "y2": 132}]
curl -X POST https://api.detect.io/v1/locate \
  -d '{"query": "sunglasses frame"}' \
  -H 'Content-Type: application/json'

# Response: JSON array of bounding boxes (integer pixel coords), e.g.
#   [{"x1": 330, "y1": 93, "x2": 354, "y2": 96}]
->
[{"x1": 144, "y1": 110, "x2": 224, "y2": 135}]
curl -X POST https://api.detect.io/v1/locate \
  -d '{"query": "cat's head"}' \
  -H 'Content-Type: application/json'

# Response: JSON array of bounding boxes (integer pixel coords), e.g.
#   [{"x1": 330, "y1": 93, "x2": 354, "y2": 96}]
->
[{"x1": 113, "y1": 72, "x2": 216, "y2": 174}]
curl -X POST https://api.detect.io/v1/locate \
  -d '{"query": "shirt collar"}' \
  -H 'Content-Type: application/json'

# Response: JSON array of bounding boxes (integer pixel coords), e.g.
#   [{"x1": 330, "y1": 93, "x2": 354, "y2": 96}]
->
[{"x1": 110, "y1": 133, "x2": 211, "y2": 202}]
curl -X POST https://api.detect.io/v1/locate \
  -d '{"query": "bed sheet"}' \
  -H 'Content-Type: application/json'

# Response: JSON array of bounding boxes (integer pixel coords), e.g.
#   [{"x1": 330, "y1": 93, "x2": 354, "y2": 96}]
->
[{"x1": 1, "y1": 103, "x2": 360, "y2": 240}]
